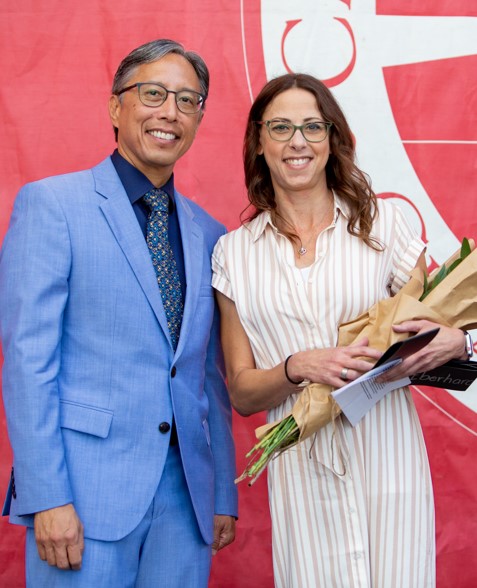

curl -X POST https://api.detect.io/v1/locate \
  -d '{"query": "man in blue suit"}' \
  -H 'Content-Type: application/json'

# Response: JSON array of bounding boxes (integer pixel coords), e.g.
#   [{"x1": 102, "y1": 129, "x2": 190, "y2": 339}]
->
[{"x1": 0, "y1": 39, "x2": 237, "y2": 587}]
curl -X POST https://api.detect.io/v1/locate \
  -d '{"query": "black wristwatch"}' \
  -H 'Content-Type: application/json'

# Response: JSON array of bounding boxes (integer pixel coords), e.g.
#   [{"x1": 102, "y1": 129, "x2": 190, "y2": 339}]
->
[{"x1": 464, "y1": 331, "x2": 474, "y2": 359}]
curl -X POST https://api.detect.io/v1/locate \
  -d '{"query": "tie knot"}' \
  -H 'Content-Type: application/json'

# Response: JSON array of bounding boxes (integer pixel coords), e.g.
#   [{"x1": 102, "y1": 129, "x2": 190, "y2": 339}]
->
[{"x1": 143, "y1": 188, "x2": 169, "y2": 213}]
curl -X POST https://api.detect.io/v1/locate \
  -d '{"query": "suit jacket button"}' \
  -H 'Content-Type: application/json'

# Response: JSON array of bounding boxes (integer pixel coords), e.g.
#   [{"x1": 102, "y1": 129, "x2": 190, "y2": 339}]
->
[
  {"x1": 159, "y1": 422, "x2": 171, "y2": 434},
  {"x1": 171, "y1": 366, "x2": 177, "y2": 377}
]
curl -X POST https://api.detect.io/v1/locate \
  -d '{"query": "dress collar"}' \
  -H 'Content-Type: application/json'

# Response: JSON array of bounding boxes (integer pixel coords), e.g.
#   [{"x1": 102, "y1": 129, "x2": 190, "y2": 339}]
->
[{"x1": 248, "y1": 191, "x2": 351, "y2": 243}]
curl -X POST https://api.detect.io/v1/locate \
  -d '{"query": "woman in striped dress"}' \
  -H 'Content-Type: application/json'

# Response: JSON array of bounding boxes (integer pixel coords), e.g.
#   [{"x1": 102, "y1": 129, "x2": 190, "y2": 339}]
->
[{"x1": 211, "y1": 73, "x2": 468, "y2": 587}]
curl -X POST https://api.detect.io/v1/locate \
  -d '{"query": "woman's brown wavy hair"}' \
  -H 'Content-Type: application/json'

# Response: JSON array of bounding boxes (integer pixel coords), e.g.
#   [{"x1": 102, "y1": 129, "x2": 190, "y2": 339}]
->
[{"x1": 243, "y1": 73, "x2": 381, "y2": 249}]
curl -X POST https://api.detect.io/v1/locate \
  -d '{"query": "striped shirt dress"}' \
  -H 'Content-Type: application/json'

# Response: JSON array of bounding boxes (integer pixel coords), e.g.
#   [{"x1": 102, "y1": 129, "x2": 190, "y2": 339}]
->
[{"x1": 212, "y1": 196, "x2": 435, "y2": 588}]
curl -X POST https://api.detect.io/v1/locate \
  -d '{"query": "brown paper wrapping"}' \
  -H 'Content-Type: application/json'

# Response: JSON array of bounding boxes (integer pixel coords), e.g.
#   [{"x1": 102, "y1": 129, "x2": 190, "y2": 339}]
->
[
  {"x1": 422, "y1": 247, "x2": 477, "y2": 331},
  {"x1": 291, "y1": 383, "x2": 341, "y2": 440},
  {"x1": 255, "y1": 383, "x2": 340, "y2": 444},
  {"x1": 255, "y1": 242, "x2": 477, "y2": 443},
  {"x1": 339, "y1": 244, "x2": 477, "y2": 350}
]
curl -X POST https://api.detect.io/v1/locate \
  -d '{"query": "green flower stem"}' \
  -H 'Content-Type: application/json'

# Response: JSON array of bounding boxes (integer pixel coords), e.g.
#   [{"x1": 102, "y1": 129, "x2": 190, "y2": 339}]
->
[{"x1": 236, "y1": 415, "x2": 300, "y2": 485}]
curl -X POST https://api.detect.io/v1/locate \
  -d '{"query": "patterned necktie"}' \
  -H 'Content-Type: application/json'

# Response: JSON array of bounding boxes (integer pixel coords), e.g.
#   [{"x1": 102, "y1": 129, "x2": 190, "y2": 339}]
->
[{"x1": 143, "y1": 188, "x2": 183, "y2": 350}]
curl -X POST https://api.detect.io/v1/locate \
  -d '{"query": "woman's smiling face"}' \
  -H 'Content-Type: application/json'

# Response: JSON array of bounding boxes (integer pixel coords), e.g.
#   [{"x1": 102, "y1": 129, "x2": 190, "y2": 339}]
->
[{"x1": 258, "y1": 87, "x2": 331, "y2": 198}]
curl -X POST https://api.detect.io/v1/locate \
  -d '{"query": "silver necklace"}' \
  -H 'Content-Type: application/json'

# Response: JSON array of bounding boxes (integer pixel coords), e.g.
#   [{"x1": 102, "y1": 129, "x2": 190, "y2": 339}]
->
[{"x1": 296, "y1": 201, "x2": 333, "y2": 256}]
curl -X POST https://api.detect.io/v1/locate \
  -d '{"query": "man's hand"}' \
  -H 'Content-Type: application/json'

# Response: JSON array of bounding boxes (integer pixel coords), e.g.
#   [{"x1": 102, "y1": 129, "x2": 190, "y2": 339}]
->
[
  {"x1": 34, "y1": 503, "x2": 84, "y2": 570},
  {"x1": 211, "y1": 515, "x2": 236, "y2": 555}
]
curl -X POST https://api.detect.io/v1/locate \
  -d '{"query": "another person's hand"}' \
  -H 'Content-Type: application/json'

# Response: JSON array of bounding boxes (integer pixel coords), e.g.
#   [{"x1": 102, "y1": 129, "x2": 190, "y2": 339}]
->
[
  {"x1": 34, "y1": 503, "x2": 84, "y2": 570},
  {"x1": 380, "y1": 319, "x2": 467, "y2": 382},
  {"x1": 211, "y1": 514, "x2": 236, "y2": 555},
  {"x1": 287, "y1": 337, "x2": 382, "y2": 388}
]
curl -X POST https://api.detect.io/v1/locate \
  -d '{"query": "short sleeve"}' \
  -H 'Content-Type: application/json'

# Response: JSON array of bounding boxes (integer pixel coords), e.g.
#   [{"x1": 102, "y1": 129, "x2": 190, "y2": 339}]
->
[
  {"x1": 211, "y1": 235, "x2": 235, "y2": 302},
  {"x1": 387, "y1": 201, "x2": 426, "y2": 295}
]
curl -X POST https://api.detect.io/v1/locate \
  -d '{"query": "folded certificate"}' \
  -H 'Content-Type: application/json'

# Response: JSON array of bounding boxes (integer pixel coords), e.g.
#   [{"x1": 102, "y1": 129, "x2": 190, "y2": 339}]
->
[{"x1": 332, "y1": 329, "x2": 440, "y2": 426}]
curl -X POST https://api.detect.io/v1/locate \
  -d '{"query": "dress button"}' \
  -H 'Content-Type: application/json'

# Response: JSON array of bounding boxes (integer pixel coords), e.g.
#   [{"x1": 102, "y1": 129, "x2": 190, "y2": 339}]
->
[
  {"x1": 171, "y1": 366, "x2": 177, "y2": 377},
  {"x1": 158, "y1": 422, "x2": 171, "y2": 434}
]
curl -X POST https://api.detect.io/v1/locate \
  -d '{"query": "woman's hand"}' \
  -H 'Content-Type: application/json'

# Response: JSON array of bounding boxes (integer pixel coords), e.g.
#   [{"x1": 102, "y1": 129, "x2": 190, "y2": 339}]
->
[
  {"x1": 287, "y1": 337, "x2": 383, "y2": 389},
  {"x1": 379, "y1": 319, "x2": 466, "y2": 382},
  {"x1": 217, "y1": 287, "x2": 383, "y2": 414}
]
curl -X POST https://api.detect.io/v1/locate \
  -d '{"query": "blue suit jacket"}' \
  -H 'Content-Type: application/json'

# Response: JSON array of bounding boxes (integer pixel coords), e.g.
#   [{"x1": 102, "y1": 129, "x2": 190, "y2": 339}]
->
[{"x1": 0, "y1": 157, "x2": 238, "y2": 543}]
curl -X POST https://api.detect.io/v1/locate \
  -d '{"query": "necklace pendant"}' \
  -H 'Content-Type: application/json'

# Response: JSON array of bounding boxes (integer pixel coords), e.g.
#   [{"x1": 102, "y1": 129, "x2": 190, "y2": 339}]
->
[{"x1": 298, "y1": 246, "x2": 307, "y2": 256}]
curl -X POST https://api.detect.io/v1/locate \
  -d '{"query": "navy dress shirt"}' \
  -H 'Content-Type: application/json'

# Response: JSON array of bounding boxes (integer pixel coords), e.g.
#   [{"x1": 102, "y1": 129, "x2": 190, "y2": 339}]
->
[{"x1": 110, "y1": 149, "x2": 186, "y2": 306}]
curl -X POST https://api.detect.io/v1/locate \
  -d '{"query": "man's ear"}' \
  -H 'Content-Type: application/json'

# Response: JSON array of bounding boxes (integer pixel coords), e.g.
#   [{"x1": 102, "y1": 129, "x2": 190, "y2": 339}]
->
[
  {"x1": 190, "y1": 111, "x2": 204, "y2": 139},
  {"x1": 108, "y1": 94, "x2": 121, "y2": 127}
]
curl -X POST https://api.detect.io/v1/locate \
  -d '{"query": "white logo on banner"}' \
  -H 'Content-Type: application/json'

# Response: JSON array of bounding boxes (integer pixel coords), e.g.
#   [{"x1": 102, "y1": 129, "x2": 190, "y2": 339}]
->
[{"x1": 241, "y1": 0, "x2": 477, "y2": 414}]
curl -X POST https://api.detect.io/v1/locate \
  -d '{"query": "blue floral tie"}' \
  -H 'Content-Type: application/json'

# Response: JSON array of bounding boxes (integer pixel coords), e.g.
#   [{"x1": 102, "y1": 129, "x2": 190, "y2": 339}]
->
[{"x1": 143, "y1": 189, "x2": 183, "y2": 350}]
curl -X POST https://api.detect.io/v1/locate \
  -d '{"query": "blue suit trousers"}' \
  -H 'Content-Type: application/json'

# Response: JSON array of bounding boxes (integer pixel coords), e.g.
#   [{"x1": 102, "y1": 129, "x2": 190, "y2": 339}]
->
[{"x1": 26, "y1": 445, "x2": 212, "y2": 587}]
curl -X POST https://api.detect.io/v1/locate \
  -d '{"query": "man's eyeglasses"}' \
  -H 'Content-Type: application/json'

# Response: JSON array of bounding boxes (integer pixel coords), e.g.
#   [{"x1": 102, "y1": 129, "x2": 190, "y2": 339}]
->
[
  {"x1": 256, "y1": 119, "x2": 333, "y2": 143},
  {"x1": 116, "y1": 82, "x2": 206, "y2": 114}
]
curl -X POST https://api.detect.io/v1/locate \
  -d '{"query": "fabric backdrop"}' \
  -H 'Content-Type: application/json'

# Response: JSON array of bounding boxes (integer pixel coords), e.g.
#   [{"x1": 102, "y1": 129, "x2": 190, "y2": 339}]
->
[{"x1": 0, "y1": 1, "x2": 476, "y2": 586}]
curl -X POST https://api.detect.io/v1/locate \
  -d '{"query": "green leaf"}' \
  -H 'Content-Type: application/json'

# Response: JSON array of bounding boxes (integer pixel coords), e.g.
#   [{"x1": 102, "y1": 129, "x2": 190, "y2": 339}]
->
[
  {"x1": 419, "y1": 239, "x2": 468, "y2": 300},
  {"x1": 429, "y1": 263, "x2": 448, "y2": 291},
  {"x1": 461, "y1": 237, "x2": 471, "y2": 259},
  {"x1": 447, "y1": 257, "x2": 463, "y2": 274}
]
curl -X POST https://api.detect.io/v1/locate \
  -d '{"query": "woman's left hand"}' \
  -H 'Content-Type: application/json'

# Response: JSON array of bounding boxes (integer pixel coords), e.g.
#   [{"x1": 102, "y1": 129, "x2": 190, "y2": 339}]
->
[{"x1": 379, "y1": 319, "x2": 467, "y2": 382}]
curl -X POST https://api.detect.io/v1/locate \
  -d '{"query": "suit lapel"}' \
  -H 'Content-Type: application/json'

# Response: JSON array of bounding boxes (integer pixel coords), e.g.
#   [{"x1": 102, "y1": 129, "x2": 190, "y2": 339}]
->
[
  {"x1": 174, "y1": 192, "x2": 204, "y2": 358},
  {"x1": 93, "y1": 159, "x2": 172, "y2": 346}
]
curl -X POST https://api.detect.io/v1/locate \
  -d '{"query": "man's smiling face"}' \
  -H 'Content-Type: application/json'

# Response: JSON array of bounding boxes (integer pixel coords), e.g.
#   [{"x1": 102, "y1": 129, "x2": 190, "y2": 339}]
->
[{"x1": 109, "y1": 53, "x2": 203, "y2": 186}]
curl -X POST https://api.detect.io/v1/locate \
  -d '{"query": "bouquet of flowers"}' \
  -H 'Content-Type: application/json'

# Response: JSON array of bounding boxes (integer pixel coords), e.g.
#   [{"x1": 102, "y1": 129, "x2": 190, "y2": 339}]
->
[{"x1": 237, "y1": 238, "x2": 477, "y2": 485}]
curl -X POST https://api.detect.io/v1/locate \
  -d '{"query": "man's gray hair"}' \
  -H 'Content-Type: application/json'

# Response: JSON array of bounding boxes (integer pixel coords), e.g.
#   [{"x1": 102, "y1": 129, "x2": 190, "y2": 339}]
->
[{"x1": 112, "y1": 38, "x2": 209, "y2": 100}]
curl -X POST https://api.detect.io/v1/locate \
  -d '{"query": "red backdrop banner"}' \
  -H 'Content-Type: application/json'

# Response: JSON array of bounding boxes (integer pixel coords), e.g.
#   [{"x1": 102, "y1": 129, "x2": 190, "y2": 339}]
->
[{"x1": 0, "y1": 2, "x2": 476, "y2": 587}]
